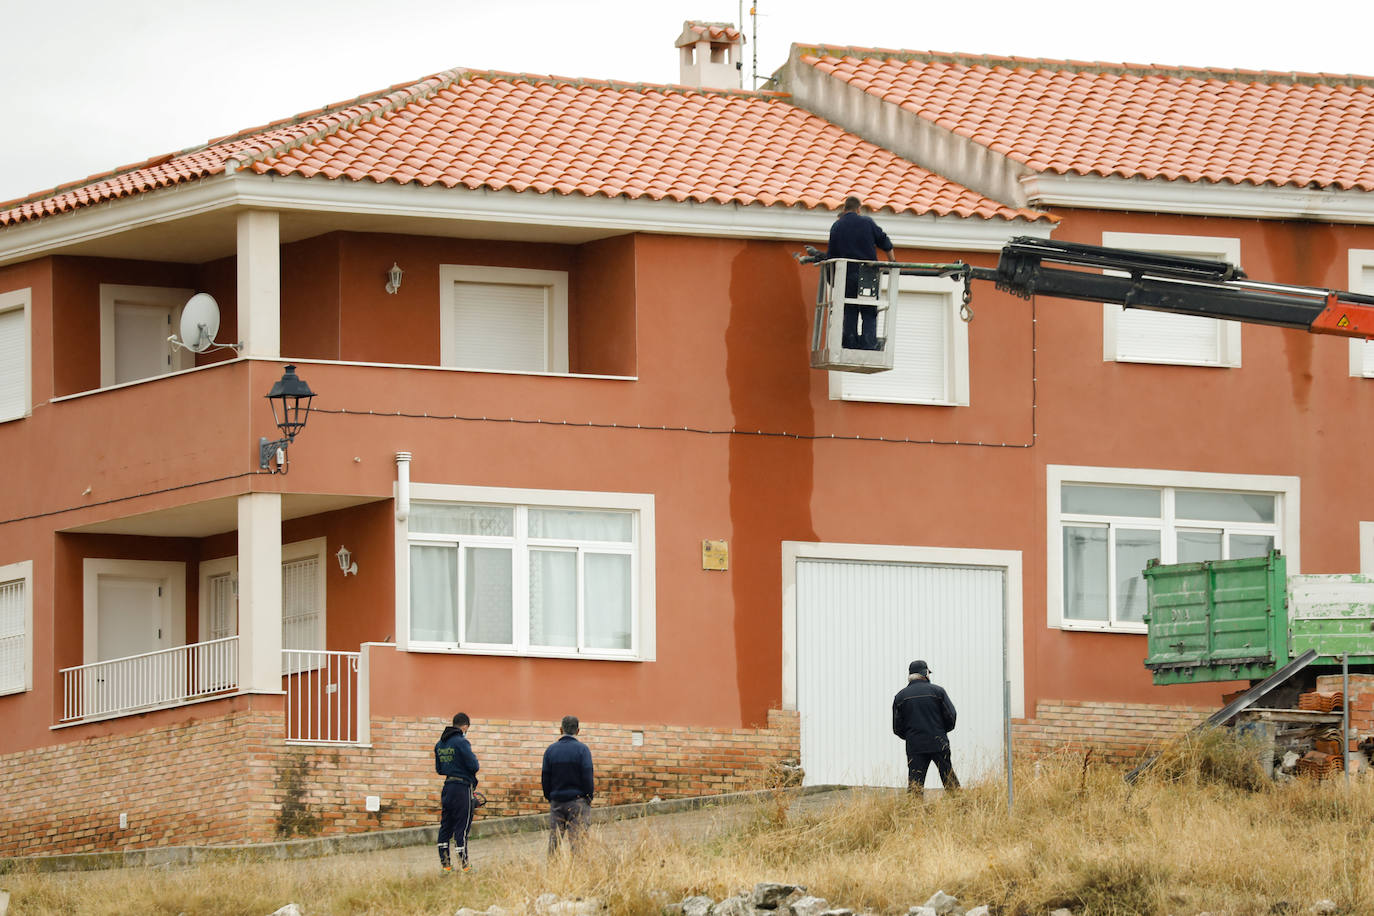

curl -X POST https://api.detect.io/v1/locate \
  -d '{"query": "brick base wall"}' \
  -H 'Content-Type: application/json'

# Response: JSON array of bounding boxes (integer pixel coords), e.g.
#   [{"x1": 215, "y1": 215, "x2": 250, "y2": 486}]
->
[
  {"x1": 0, "y1": 707, "x2": 800, "y2": 857},
  {"x1": 1013, "y1": 700, "x2": 1213, "y2": 765}
]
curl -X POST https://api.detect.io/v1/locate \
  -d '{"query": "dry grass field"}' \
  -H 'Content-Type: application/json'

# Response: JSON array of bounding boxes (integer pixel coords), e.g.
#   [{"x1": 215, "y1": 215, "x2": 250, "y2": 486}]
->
[{"x1": 5, "y1": 729, "x2": 1374, "y2": 915}]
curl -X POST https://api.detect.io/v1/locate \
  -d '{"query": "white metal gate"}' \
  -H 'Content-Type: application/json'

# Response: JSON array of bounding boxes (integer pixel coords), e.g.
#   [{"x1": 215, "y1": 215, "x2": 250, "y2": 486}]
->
[{"x1": 796, "y1": 558, "x2": 1005, "y2": 789}]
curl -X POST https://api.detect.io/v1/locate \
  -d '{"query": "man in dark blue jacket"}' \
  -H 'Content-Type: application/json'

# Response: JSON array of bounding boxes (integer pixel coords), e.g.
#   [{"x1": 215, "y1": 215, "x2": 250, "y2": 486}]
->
[
  {"x1": 824, "y1": 195, "x2": 897, "y2": 350},
  {"x1": 541, "y1": 715, "x2": 595, "y2": 853},
  {"x1": 892, "y1": 660, "x2": 960, "y2": 795},
  {"x1": 434, "y1": 712, "x2": 480, "y2": 872}
]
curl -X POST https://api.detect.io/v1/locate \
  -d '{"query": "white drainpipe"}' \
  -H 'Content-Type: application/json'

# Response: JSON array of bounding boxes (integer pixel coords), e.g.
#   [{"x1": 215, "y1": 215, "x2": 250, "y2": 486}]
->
[{"x1": 395, "y1": 451, "x2": 412, "y2": 522}]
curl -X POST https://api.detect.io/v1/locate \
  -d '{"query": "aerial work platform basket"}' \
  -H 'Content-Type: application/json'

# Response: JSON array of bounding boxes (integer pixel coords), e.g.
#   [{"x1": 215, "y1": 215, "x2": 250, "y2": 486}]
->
[{"x1": 809, "y1": 258, "x2": 901, "y2": 373}]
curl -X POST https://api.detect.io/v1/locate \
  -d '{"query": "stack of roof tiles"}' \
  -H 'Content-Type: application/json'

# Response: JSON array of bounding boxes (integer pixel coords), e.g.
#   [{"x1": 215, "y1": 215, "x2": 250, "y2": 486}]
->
[
  {"x1": 1297, "y1": 750, "x2": 1344, "y2": 780},
  {"x1": 1298, "y1": 691, "x2": 1345, "y2": 712}
]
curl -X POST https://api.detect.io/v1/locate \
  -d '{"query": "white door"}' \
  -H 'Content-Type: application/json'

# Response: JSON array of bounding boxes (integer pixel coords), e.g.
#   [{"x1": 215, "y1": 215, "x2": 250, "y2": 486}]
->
[
  {"x1": 94, "y1": 575, "x2": 174, "y2": 713},
  {"x1": 113, "y1": 302, "x2": 173, "y2": 384},
  {"x1": 796, "y1": 558, "x2": 1005, "y2": 789}
]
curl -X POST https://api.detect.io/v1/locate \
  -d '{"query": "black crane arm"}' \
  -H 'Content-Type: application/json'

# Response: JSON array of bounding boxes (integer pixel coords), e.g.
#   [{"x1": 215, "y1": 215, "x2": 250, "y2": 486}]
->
[{"x1": 977, "y1": 237, "x2": 1374, "y2": 339}]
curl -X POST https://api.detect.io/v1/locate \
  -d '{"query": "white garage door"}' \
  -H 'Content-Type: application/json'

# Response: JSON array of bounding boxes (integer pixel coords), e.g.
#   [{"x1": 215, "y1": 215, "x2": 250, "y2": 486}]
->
[{"x1": 796, "y1": 558, "x2": 1006, "y2": 789}]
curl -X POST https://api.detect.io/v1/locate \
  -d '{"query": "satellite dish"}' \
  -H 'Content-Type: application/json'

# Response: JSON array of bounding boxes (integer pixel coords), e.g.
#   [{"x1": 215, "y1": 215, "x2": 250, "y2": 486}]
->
[{"x1": 178, "y1": 293, "x2": 221, "y2": 354}]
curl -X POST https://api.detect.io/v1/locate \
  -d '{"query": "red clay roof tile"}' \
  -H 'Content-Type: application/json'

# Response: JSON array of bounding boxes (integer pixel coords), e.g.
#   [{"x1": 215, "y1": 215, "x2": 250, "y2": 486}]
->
[
  {"x1": 0, "y1": 68, "x2": 1043, "y2": 228},
  {"x1": 799, "y1": 46, "x2": 1374, "y2": 191}
]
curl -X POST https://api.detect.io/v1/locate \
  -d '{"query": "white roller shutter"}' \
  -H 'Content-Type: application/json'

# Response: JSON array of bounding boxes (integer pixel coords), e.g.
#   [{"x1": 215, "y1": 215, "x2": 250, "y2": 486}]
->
[
  {"x1": 840, "y1": 290, "x2": 949, "y2": 403},
  {"x1": 0, "y1": 577, "x2": 26, "y2": 694},
  {"x1": 796, "y1": 558, "x2": 1004, "y2": 789},
  {"x1": 448, "y1": 281, "x2": 549, "y2": 372},
  {"x1": 0, "y1": 305, "x2": 26, "y2": 421},
  {"x1": 1115, "y1": 306, "x2": 1226, "y2": 365}
]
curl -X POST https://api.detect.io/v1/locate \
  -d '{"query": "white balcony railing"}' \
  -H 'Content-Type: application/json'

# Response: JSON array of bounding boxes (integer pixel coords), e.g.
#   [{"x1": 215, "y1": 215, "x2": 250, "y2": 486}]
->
[
  {"x1": 59, "y1": 637, "x2": 239, "y2": 724},
  {"x1": 282, "y1": 649, "x2": 362, "y2": 745}
]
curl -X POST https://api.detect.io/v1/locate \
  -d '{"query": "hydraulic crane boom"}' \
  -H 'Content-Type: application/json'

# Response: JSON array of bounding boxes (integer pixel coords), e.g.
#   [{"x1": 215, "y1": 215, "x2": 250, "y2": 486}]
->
[
  {"x1": 979, "y1": 237, "x2": 1374, "y2": 339},
  {"x1": 800, "y1": 237, "x2": 1374, "y2": 340}
]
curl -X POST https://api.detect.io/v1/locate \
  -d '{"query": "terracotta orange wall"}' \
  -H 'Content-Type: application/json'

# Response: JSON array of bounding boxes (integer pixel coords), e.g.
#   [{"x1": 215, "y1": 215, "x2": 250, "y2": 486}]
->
[
  {"x1": 281, "y1": 234, "x2": 342, "y2": 361},
  {"x1": 571, "y1": 235, "x2": 637, "y2": 376}
]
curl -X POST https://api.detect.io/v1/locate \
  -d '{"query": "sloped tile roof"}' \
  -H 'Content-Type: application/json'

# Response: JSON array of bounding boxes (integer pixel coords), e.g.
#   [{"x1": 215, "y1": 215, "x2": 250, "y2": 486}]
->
[
  {"x1": 0, "y1": 69, "x2": 1045, "y2": 228},
  {"x1": 800, "y1": 47, "x2": 1374, "y2": 191}
]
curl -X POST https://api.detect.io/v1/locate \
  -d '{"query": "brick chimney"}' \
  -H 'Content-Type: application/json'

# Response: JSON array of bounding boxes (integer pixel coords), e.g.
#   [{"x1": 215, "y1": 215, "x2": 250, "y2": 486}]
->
[{"x1": 675, "y1": 20, "x2": 744, "y2": 89}]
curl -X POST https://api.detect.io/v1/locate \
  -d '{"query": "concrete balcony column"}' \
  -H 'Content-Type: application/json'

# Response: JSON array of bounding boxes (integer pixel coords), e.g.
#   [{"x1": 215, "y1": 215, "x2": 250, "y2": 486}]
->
[
  {"x1": 237, "y1": 209, "x2": 280, "y2": 359},
  {"x1": 237, "y1": 492, "x2": 283, "y2": 693}
]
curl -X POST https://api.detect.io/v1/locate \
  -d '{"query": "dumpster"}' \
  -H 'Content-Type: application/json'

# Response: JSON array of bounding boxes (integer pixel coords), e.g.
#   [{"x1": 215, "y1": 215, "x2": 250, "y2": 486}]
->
[{"x1": 1143, "y1": 551, "x2": 1374, "y2": 686}]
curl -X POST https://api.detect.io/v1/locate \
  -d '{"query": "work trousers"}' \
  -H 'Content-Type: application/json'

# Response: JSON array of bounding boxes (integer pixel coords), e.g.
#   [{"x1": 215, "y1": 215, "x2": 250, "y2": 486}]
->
[
  {"x1": 547, "y1": 796, "x2": 591, "y2": 853},
  {"x1": 906, "y1": 745, "x2": 960, "y2": 796},
  {"x1": 438, "y1": 779, "x2": 474, "y2": 867}
]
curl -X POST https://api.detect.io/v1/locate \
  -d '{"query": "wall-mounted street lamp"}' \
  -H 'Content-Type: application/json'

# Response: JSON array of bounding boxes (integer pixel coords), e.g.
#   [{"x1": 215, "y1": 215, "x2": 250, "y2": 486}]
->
[
  {"x1": 336, "y1": 545, "x2": 358, "y2": 576},
  {"x1": 385, "y1": 262, "x2": 404, "y2": 295},
  {"x1": 259, "y1": 364, "x2": 317, "y2": 474}
]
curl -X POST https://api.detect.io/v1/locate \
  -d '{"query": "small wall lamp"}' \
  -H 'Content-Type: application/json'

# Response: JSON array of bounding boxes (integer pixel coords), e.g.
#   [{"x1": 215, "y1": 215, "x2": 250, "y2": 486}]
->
[
  {"x1": 385, "y1": 262, "x2": 404, "y2": 295},
  {"x1": 336, "y1": 545, "x2": 358, "y2": 577}
]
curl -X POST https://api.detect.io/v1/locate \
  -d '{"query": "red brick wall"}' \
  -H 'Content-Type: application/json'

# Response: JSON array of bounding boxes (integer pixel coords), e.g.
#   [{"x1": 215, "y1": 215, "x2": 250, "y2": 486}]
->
[
  {"x1": 1316, "y1": 674, "x2": 1374, "y2": 737},
  {"x1": 1013, "y1": 700, "x2": 1212, "y2": 765},
  {"x1": 0, "y1": 707, "x2": 800, "y2": 857}
]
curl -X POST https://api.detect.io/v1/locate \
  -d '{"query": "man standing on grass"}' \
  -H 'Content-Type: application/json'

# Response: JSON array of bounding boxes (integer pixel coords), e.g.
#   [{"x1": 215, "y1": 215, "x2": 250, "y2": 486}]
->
[
  {"x1": 434, "y1": 712, "x2": 480, "y2": 872},
  {"x1": 892, "y1": 660, "x2": 960, "y2": 795},
  {"x1": 541, "y1": 715, "x2": 595, "y2": 853}
]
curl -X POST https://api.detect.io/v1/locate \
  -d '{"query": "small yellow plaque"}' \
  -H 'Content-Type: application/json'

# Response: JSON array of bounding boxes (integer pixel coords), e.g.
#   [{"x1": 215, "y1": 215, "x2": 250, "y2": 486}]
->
[{"x1": 702, "y1": 539, "x2": 729, "y2": 571}]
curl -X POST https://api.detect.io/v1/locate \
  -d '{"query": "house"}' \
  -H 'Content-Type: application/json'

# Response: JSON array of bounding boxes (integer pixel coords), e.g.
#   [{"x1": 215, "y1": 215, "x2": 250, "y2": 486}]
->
[{"x1": 3, "y1": 26, "x2": 1374, "y2": 855}]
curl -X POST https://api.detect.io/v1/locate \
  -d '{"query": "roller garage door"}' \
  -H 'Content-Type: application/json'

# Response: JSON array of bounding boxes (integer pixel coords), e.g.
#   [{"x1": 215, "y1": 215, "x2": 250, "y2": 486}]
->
[{"x1": 795, "y1": 557, "x2": 1006, "y2": 789}]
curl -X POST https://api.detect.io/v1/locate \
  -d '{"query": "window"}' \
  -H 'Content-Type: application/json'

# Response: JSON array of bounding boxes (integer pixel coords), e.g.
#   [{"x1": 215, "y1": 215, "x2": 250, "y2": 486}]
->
[
  {"x1": 1047, "y1": 466, "x2": 1299, "y2": 632},
  {"x1": 1347, "y1": 250, "x2": 1374, "y2": 378},
  {"x1": 0, "y1": 289, "x2": 30, "y2": 422},
  {"x1": 830, "y1": 275, "x2": 970, "y2": 405},
  {"x1": 401, "y1": 485, "x2": 655, "y2": 660},
  {"x1": 195, "y1": 538, "x2": 327, "y2": 673},
  {"x1": 1101, "y1": 233, "x2": 1242, "y2": 367},
  {"x1": 0, "y1": 561, "x2": 33, "y2": 695},
  {"x1": 439, "y1": 266, "x2": 569, "y2": 373},
  {"x1": 99, "y1": 285, "x2": 195, "y2": 387}
]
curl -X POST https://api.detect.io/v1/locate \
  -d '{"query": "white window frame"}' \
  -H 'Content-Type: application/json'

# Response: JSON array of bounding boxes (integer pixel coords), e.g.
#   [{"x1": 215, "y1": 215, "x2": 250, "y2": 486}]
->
[
  {"x1": 195, "y1": 538, "x2": 328, "y2": 667},
  {"x1": 396, "y1": 483, "x2": 655, "y2": 661},
  {"x1": 98, "y1": 284, "x2": 196, "y2": 388},
  {"x1": 1047, "y1": 465, "x2": 1300, "y2": 633},
  {"x1": 438, "y1": 266, "x2": 569, "y2": 374},
  {"x1": 1101, "y1": 232, "x2": 1242, "y2": 368},
  {"x1": 0, "y1": 288, "x2": 32, "y2": 423},
  {"x1": 828, "y1": 275, "x2": 970, "y2": 406},
  {"x1": 1347, "y1": 249, "x2": 1374, "y2": 378},
  {"x1": 0, "y1": 560, "x2": 34, "y2": 696},
  {"x1": 81, "y1": 559, "x2": 187, "y2": 662}
]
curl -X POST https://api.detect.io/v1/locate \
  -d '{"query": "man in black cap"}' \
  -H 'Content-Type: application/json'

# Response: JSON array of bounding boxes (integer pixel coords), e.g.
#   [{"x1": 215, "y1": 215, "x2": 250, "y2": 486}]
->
[
  {"x1": 892, "y1": 660, "x2": 960, "y2": 795},
  {"x1": 822, "y1": 195, "x2": 897, "y2": 350}
]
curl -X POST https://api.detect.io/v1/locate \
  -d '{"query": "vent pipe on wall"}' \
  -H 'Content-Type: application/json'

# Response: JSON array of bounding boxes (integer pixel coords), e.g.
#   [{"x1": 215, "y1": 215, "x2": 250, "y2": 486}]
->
[{"x1": 395, "y1": 451, "x2": 412, "y2": 522}]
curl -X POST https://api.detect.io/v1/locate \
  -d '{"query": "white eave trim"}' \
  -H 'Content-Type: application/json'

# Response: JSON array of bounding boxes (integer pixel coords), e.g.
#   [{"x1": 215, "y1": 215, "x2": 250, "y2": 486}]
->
[
  {"x1": 1024, "y1": 172, "x2": 1374, "y2": 223},
  {"x1": 0, "y1": 171, "x2": 1052, "y2": 264}
]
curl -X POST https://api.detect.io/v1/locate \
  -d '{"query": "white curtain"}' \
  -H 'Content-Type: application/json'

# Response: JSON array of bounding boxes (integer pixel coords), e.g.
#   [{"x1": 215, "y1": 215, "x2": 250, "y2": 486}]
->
[
  {"x1": 410, "y1": 545, "x2": 458, "y2": 642},
  {"x1": 529, "y1": 550, "x2": 577, "y2": 647},
  {"x1": 528, "y1": 508, "x2": 631, "y2": 542},
  {"x1": 465, "y1": 547, "x2": 513, "y2": 644},
  {"x1": 584, "y1": 553, "x2": 631, "y2": 650}
]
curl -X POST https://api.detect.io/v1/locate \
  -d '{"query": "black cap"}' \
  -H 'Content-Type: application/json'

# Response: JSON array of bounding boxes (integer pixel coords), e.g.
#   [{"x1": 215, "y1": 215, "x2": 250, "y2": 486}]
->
[{"x1": 909, "y1": 660, "x2": 930, "y2": 675}]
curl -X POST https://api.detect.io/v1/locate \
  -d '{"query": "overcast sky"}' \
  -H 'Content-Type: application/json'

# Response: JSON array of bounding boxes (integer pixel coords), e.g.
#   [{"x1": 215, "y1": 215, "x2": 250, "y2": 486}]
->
[{"x1": 3, "y1": 0, "x2": 1371, "y2": 205}]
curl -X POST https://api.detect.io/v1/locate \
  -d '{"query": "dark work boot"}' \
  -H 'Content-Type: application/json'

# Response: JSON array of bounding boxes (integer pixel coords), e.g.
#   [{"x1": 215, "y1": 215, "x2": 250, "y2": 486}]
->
[{"x1": 438, "y1": 842, "x2": 451, "y2": 872}]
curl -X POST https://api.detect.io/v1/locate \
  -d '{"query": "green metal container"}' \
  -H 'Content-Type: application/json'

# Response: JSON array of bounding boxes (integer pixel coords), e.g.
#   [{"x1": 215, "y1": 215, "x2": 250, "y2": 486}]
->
[{"x1": 1143, "y1": 551, "x2": 1374, "y2": 685}]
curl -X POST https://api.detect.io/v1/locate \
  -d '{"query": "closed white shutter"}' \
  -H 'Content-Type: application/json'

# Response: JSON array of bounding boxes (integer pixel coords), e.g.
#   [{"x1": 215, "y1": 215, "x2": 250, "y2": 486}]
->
[
  {"x1": 1115, "y1": 307, "x2": 1224, "y2": 364},
  {"x1": 282, "y1": 556, "x2": 322, "y2": 653},
  {"x1": 207, "y1": 573, "x2": 237, "y2": 639},
  {"x1": 448, "y1": 282, "x2": 549, "y2": 372},
  {"x1": 1359, "y1": 266, "x2": 1374, "y2": 377},
  {"x1": 0, "y1": 577, "x2": 27, "y2": 693},
  {"x1": 0, "y1": 306, "x2": 25, "y2": 421},
  {"x1": 841, "y1": 290, "x2": 949, "y2": 403}
]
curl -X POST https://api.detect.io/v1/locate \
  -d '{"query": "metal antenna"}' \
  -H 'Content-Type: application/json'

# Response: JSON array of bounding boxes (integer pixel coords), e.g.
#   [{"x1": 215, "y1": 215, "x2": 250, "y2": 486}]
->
[{"x1": 751, "y1": 3, "x2": 758, "y2": 89}]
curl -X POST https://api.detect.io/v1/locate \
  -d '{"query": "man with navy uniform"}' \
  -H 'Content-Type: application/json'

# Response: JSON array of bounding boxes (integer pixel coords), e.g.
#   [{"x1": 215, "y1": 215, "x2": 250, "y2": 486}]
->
[
  {"x1": 434, "y1": 712, "x2": 480, "y2": 872},
  {"x1": 892, "y1": 660, "x2": 960, "y2": 795},
  {"x1": 824, "y1": 195, "x2": 897, "y2": 350}
]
